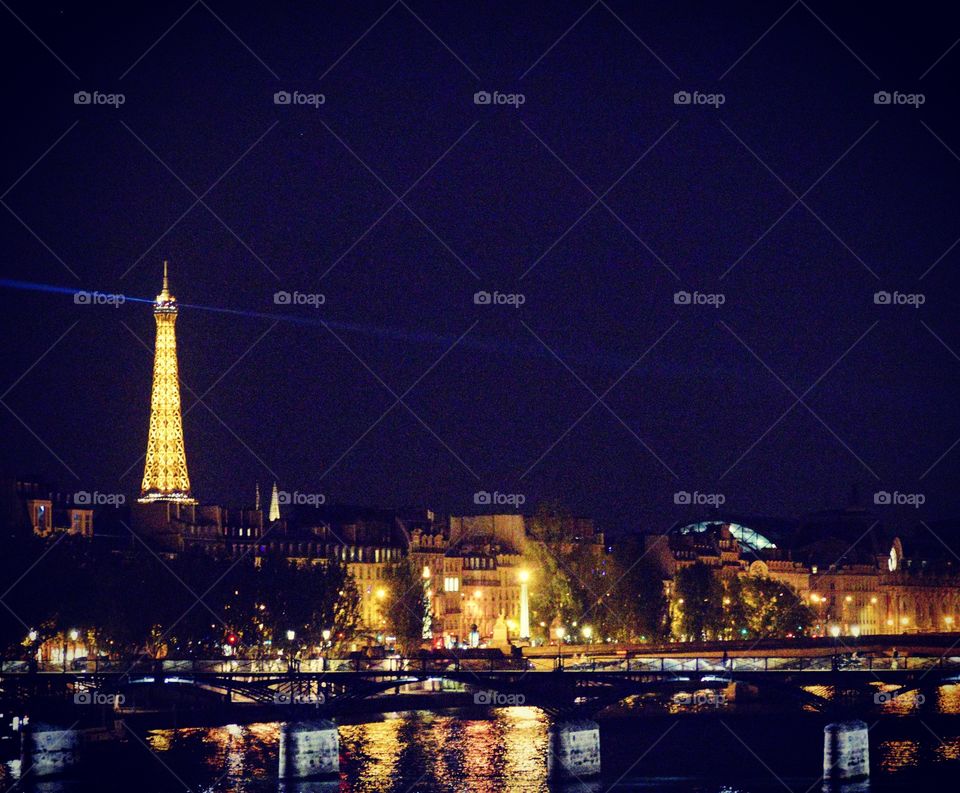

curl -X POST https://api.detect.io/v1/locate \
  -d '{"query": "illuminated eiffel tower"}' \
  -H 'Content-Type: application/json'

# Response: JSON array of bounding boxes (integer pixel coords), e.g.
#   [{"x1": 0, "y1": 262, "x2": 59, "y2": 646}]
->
[{"x1": 139, "y1": 262, "x2": 195, "y2": 503}]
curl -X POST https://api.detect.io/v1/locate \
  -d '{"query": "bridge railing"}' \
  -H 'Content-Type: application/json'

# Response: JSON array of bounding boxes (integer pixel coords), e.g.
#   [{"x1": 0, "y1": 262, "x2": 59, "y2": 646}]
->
[{"x1": 7, "y1": 655, "x2": 960, "y2": 676}]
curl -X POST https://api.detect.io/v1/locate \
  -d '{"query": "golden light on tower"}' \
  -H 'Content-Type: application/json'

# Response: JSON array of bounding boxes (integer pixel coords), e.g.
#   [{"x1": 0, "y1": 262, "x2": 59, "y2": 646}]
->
[{"x1": 139, "y1": 262, "x2": 195, "y2": 504}]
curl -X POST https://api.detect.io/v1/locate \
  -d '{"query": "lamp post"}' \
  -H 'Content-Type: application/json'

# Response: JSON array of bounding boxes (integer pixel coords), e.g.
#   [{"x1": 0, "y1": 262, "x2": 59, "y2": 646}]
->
[
  {"x1": 422, "y1": 566, "x2": 432, "y2": 640},
  {"x1": 518, "y1": 569, "x2": 530, "y2": 640},
  {"x1": 553, "y1": 622, "x2": 565, "y2": 670},
  {"x1": 829, "y1": 623, "x2": 841, "y2": 670}
]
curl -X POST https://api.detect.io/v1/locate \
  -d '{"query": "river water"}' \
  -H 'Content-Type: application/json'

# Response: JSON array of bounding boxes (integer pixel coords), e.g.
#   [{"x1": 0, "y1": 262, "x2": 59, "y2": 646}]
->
[{"x1": 4, "y1": 687, "x2": 960, "y2": 791}]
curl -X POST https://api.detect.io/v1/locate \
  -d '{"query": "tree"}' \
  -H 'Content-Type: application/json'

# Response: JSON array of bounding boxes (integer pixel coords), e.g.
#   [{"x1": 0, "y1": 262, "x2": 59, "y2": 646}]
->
[
  {"x1": 738, "y1": 576, "x2": 813, "y2": 639},
  {"x1": 522, "y1": 501, "x2": 591, "y2": 641},
  {"x1": 380, "y1": 559, "x2": 429, "y2": 655},
  {"x1": 597, "y1": 537, "x2": 669, "y2": 642},
  {"x1": 671, "y1": 562, "x2": 724, "y2": 641},
  {"x1": 522, "y1": 540, "x2": 584, "y2": 641}
]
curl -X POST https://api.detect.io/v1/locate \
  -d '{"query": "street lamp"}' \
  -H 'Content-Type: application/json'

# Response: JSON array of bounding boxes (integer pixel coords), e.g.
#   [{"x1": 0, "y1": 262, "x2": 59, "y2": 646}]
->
[
  {"x1": 581, "y1": 625, "x2": 593, "y2": 643},
  {"x1": 518, "y1": 569, "x2": 530, "y2": 640},
  {"x1": 829, "y1": 624, "x2": 841, "y2": 670},
  {"x1": 553, "y1": 623, "x2": 565, "y2": 670}
]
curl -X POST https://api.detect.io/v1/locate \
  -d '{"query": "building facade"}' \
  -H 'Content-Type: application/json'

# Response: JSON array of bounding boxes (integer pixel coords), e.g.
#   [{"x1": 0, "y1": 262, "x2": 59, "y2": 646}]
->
[{"x1": 644, "y1": 515, "x2": 960, "y2": 637}]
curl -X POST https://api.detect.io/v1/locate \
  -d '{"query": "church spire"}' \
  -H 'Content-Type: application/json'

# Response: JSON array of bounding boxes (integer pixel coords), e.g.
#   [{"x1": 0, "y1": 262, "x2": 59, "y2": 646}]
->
[
  {"x1": 269, "y1": 482, "x2": 280, "y2": 522},
  {"x1": 255, "y1": 482, "x2": 261, "y2": 512}
]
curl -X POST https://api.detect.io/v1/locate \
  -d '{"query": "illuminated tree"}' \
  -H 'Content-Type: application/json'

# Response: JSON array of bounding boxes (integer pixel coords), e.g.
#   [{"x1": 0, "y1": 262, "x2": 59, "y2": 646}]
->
[
  {"x1": 738, "y1": 576, "x2": 813, "y2": 638},
  {"x1": 671, "y1": 562, "x2": 724, "y2": 641},
  {"x1": 380, "y1": 559, "x2": 429, "y2": 654}
]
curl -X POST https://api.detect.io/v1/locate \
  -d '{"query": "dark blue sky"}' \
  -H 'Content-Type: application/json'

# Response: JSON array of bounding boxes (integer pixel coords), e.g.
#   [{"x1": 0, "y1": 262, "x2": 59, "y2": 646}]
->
[{"x1": 2, "y1": 1, "x2": 959, "y2": 533}]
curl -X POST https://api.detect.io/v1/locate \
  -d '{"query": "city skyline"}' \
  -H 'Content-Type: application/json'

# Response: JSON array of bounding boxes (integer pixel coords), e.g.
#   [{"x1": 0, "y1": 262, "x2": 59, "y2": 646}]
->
[
  {"x1": 3, "y1": 4, "x2": 960, "y2": 790},
  {"x1": 4, "y1": 257, "x2": 958, "y2": 532},
  {"x1": 2, "y1": 2, "x2": 959, "y2": 537}
]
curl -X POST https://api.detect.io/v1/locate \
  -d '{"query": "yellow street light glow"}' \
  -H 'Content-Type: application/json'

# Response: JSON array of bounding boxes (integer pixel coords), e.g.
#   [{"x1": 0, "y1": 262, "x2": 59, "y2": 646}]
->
[
  {"x1": 900, "y1": 616, "x2": 909, "y2": 626},
  {"x1": 422, "y1": 566, "x2": 431, "y2": 579},
  {"x1": 581, "y1": 625, "x2": 593, "y2": 639},
  {"x1": 829, "y1": 625, "x2": 841, "y2": 638},
  {"x1": 375, "y1": 587, "x2": 387, "y2": 600},
  {"x1": 554, "y1": 625, "x2": 565, "y2": 640},
  {"x1": 474, "y1": 589, "x2": 482, "y2": 600},
  {"x1": 845, "y1": 595, "x2": 853, "y2": 603},
  {"x1": 518, "y1": 569, "x2": 530, "y2": 583},
  {"x1": 870, "y1": 596, "x2": 878, "y2": 604}
]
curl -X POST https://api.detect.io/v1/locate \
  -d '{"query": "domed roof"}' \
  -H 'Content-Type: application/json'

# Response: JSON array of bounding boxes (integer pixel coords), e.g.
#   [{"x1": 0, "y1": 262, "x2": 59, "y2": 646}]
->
[{"x1": 676, "y1": 521, "x2": 777, "y2": 553}]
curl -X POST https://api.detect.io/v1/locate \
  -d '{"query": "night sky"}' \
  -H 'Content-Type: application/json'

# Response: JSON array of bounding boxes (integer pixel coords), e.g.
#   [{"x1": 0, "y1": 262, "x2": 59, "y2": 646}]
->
[{"x1": 2, "y1": 1, "x2": 959, "y2": 535}]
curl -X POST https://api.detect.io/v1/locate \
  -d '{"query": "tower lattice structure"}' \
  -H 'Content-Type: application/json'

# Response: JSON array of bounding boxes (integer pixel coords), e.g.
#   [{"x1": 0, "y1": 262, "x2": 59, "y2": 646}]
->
[{"x1": 139, "y1": 262, "x2": 195, "y2": 503}]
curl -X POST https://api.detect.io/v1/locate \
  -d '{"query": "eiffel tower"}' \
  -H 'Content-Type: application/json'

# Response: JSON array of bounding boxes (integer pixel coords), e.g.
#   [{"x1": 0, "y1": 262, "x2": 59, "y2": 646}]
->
[{"x1": 139, "y1": 262, "x2": 195, "y2": 503}]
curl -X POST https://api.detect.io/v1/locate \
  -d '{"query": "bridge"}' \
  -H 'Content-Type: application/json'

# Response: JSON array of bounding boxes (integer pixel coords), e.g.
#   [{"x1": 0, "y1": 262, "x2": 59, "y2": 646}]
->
[
  {"x1": 4, "y1": 652, "x2": 959, "y2": 718},
  {"x1": 4, "y1": 653, "x2": 954, "y2": 784}
]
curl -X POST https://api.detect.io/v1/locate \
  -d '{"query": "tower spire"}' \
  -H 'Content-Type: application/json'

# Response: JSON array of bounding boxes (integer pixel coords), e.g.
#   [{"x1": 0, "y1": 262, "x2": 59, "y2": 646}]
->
[
  {"x1": 269, "y1": 482, "x2": 280, "y2": 522},
  {"x1": 255, "y1": 482, "x2": 261, "y2": 512},
  {"x1": 139, "y1": 262, "x2": 194, "y2": 504}
]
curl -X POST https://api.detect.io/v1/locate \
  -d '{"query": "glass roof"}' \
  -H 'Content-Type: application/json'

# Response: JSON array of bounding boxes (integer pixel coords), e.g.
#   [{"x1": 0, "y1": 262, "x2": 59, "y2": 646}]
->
[{"x1": 677, "y1": 521, "x2": 777, "y2": 553}]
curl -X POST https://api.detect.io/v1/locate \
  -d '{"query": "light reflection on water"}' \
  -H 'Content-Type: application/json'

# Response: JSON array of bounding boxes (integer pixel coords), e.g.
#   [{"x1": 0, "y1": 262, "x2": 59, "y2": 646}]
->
[
  {"x1": 142, "y1": 708, "x2": 552, "y2": 792},
  {"x1": 4, "y1": 699, "x2": 960, "y2": 791},
  {"x1": 337, "y1": 706, "x2": 550, "y2": 792}
]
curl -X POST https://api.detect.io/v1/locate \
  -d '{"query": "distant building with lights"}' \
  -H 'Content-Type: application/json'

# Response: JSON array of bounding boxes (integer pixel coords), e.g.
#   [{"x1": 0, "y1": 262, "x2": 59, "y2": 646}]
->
[
  {"x1": 15, "y1": 479, "x2": 94, "y2": 538},
  {"x1": 643, "y1": 503, "x2": 960, "y2": 637},
  {"x1": 74, "y1": 263, "x2": 960, "y2": 645}
]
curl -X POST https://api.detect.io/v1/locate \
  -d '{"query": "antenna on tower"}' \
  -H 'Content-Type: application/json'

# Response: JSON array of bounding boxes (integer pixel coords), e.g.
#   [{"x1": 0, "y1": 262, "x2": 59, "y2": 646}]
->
[{"x1": 255, "y1": 482, "x2": 261, "y2": 512}]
